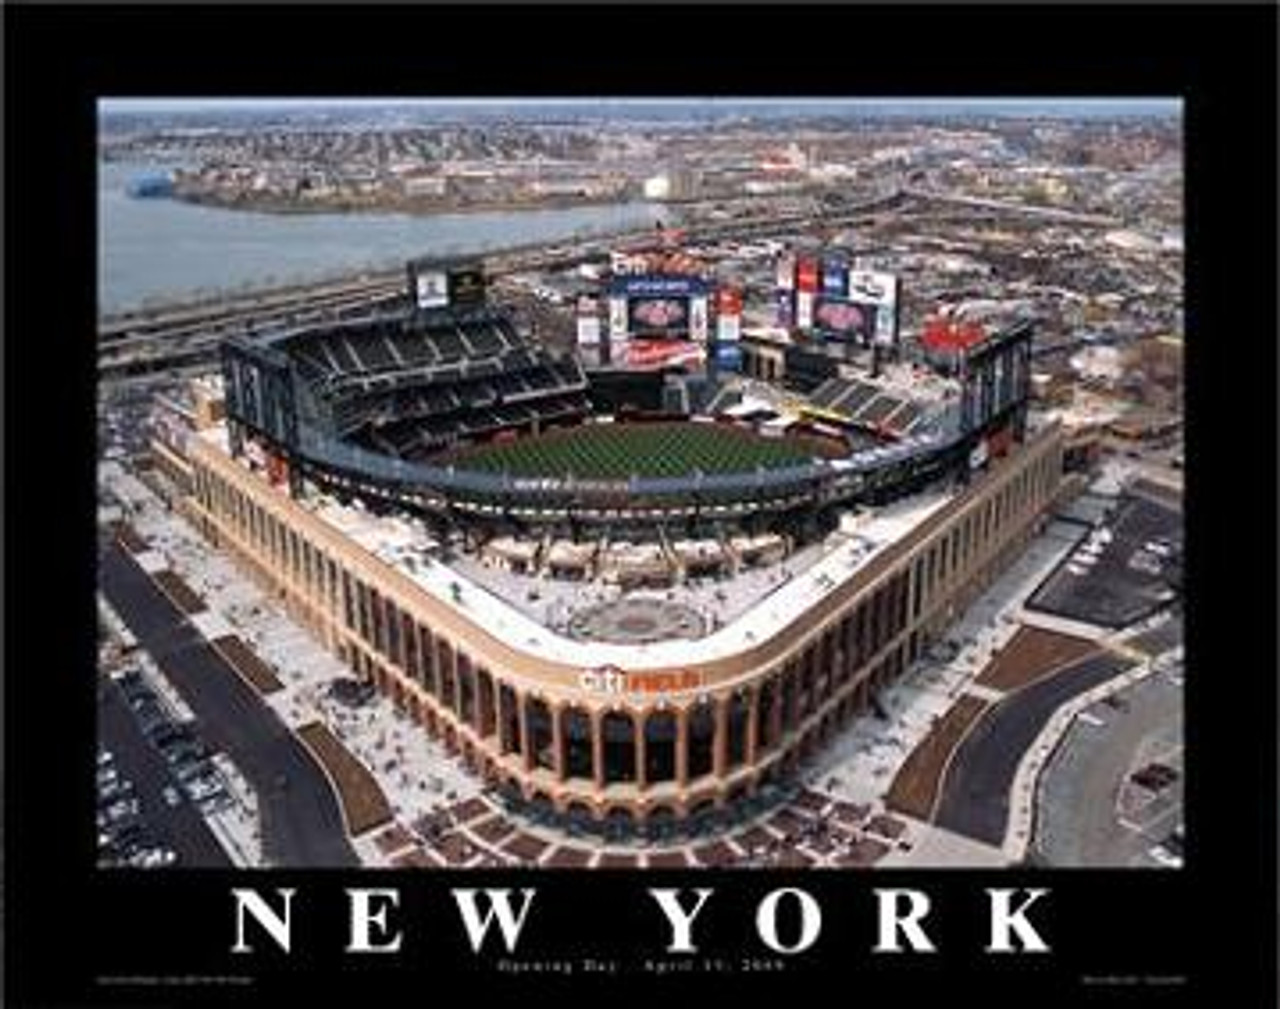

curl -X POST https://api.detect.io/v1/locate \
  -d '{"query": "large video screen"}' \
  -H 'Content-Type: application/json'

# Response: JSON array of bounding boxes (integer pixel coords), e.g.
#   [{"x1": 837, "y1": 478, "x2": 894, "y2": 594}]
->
[
  {"x1": 414, "y1": 270, "x2": 449, "y2": 309},
  {"x1": 628, "y1": 296, "x2": 689, "y2": 337},
  {"x1": 813, "y1": 298, "x2": 878, "y2": 341}
]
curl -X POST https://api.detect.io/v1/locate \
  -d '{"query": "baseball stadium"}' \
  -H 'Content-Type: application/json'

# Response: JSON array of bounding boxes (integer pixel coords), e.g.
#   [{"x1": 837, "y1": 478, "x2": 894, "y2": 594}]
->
[{"x1": 148, "y1": 250, "x2": 1066, "y2": 839}]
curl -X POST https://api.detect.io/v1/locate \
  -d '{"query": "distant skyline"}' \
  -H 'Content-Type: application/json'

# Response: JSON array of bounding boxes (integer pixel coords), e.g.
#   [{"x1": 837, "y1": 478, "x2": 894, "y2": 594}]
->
[{"x1": 100, "y1": 97, "x2": 1181, "y2": 117}]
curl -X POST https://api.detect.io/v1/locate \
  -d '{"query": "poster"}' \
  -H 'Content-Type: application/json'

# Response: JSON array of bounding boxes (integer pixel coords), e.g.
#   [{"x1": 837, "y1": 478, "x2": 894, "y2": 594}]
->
[{"x1": 16, "y1": 17, "x2": 1263, "y2": 1005}]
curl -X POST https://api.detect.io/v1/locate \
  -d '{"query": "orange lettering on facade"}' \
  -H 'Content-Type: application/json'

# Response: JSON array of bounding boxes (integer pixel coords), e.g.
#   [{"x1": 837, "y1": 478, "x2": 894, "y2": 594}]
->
[{"x1": 578, "y1": 667, "x2": 702, "y2": 696}]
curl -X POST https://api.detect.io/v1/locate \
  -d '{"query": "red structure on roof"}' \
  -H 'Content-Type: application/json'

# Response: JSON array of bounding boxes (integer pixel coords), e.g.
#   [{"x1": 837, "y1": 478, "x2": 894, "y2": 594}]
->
[{"x1": 921, "y1": 316, "x2": 986, "y2": 351}]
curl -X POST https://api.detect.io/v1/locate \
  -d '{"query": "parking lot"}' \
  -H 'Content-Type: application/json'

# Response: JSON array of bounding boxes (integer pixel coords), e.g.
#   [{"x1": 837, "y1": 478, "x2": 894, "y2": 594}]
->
[
  {"x1": 97, "y1": 671, "x2": 231, "y2": 869},
  {"x1": 110, "y1": 665, "x2": 231, "y2": 805},
  {"x1": 1027, "y1": 494, "x2": 1183, "y2": 629},
  {"x1": 99, "y1": 538, "x2": 359, "y2": 866},
  {"x1": 1031, "y1": 660, "x2": 1184, "y2": 867}
]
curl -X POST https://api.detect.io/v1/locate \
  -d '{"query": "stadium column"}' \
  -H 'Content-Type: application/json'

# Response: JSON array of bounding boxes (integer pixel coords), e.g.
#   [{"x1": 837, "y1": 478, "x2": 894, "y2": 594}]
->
[
  {"x1": 712, "y1": 697, "x2": 729, "y2": 780},
  {"x1": 591, "y1": 709, "x2": 605, "y2": 792},
  {"x1": 551, "y1": 700, "x2": 566, "y2": 782},
  {"x1": 768, "y1": 674, "x2": 784, "y2": 748},
  {"x1": 518, "y1": 693, "x2": 534, "y2": 773},
  {"x1": 635, "y1": 711, "x2": 647, "y2": 791},
  {"x1": 675, "y1": 707, "x2": 689, "y2": 788},
  {"x1": 746, "y1": 686, "x2": 760, "y2": 766}
]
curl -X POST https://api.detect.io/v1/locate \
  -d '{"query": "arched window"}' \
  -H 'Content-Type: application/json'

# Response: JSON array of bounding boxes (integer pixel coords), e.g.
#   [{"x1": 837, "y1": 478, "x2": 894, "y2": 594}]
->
[
  {"x1": 525, "y1": 697, "x2": 554, "y2": 771},
  {"x1": 644, "y1": 711, "x2": 677, "y2": 784},
  {"x1": 602, "y1": 711, "x2": 636, "y2": 784},
  {"x1": 756, "y1": 680, "x2": 778, "y2": 752},
  {"x1": 417, "y1": 624, "x2": 436, "y2": 695},
  {"x1": 457, "y1": 654, "x2": 475, "y2": 726},
  {"x1": 437, "y1": 640, "x2": 456, "y2": 712},
  {"x1": 562, "y1": 707, "x2": 594, "y2": 781},
  {"x1": 687, "y1": 702, "x2": 715, "y2": 780},
  {"x1": 498, "y1": 684, "x2": 521, "y2": 755},
  {"x1": 476, "y1": 669, "x2": 496, "y2": 737}
]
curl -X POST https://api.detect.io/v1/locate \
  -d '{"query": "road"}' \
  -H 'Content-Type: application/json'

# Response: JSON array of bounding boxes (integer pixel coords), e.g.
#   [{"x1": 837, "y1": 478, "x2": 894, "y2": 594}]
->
[
  {"x1": 97, "y1": 674, "x2": 232, "y2": 868},
  {"x1": 933, "y1": 651, "x2": 1135, "y2": 845},
  {"x1": 98, "y1": 540, "x2": 359, "y2": 867},
  {"x1": 902, "y1": 186, "x2": 1122, "y2": 227}
]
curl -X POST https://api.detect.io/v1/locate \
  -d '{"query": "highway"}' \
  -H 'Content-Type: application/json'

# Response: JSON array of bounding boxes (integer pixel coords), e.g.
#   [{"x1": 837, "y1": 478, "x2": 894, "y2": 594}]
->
[
  {"x1": 901, "y1": 186, "x2": 1122, "y2": 227},
  {"x1": 98, "y1": 539, "x2": 359, "y2": 867},
  {"x1": 98, "y1": 182, "x2": 1111, "y2": 383},
  {"x1": 96, "y1": 188, "x2": 910, "y2": 382}
]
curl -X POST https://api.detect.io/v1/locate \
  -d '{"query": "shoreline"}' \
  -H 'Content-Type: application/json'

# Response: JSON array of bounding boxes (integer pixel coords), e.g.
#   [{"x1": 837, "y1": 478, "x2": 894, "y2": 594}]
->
[{"x1": 168, "y1": 188, "x2": 659, "y2": 219}]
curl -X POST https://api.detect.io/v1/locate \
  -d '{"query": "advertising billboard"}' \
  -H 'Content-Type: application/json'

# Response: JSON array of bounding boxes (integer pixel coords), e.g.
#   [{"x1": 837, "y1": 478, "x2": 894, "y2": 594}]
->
[
  {"x1": 625, "y1": 340, "x2": 704, "y2": 369},
  {"x1": 611, "y1": 251, "x2": 648, "y2": 276},
  {"x1": 446, "y1": 265, "x2": 486, "y2": 307},
  {"x1": 775, "y1": 252, "x2": 796, "y2": 291},
  {"x1": 848, "y1": 270, "x2": 901, "y2": 345},
  {"x1": 689, "y1": 295, "x2": 709, "y2": 344},
  {"x1": 577, "y1": 296, "x2": 601, "y2": 346},
  {"x1": 717, "y1": 287, "x2": 743, "y2": 317},
  {"x1": 414, "y1": 269, "x2": 449, "y2": 309},
  {"x1": 796, "y1": 257, "x2": 820, "y2": 293},
  {"x1": 577, "y1": 316, "x2": 602, "y2": 346},
  {"x1": 717, "y1": 313, "x2": 741, "y2": 343},
  {"x1": 716, "y1": 287, "x2": 742, "y2": 344},
  {"x1": 776, "y1": 290, "x2": 794, "y2": 328},
  {"x1": 795, "y1": 289, "x2": 815, "y2": 330},
  {"x1": 716, "y1": 343, "x2": 743, "y2": 371},
  {"x1": 612, "y1": 275, "x2": 706, "y2": 298},
  {"x1": 608, "y1": 297, "x2": 629, "y2": 341},
  {"x1": 822, "y1": 258, "x2": 848, "y2": 298},
  {"x1": 847, "y1": 270, "x2": 895, "y2": 305}
]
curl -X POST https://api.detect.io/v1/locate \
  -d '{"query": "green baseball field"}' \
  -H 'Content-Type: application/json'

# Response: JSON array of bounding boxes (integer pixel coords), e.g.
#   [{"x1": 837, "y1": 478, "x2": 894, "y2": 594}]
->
[{"x1": 445, "y1": 422, "x2": 844, "y2": 480}]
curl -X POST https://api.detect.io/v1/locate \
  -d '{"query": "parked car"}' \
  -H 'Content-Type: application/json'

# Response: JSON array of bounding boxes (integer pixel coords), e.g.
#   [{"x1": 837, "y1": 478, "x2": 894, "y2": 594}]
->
[
  {"x1": 184, "y1": 777, "x2": 224, "y2": 804},
  {"x1": 104, "y1": 797, "x2": 140, "y2": 821},
  {"x1": 134, "y1": 704, "x2": 169, "y2": 735},
  {"x1": 120, "y1": 679, "x2": 152, "y2": 704},
  {"x1": 99, "y1": 779, "x2": 134, "y2": 804},
  {"x1": 174, "y1": 758, "x2": 212, "y2": 783},
  {"x1": 163, "y1": 739, "x2": 207, "y2": 765},
  {"x1": 149, "y1": 724, "x2": 188, "y2": 749}
]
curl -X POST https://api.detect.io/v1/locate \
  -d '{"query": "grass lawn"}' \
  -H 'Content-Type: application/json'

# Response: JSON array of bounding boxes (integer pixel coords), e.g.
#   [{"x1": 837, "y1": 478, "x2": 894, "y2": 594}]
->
[{"x1": 446, "y1": 422, "x2": 840, "y2": 480}]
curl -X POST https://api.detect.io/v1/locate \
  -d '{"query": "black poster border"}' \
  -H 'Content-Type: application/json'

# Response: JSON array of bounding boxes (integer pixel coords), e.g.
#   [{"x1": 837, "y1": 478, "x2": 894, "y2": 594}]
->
[{"x1": 5, "y1": 4, "x2": 1276, "y2": 1008}]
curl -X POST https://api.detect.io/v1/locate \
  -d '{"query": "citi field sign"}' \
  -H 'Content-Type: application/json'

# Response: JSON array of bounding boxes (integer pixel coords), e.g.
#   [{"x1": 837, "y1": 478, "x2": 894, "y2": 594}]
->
[{"x1": 578, "y1": 665, "x2": 703, "y2": 696}]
